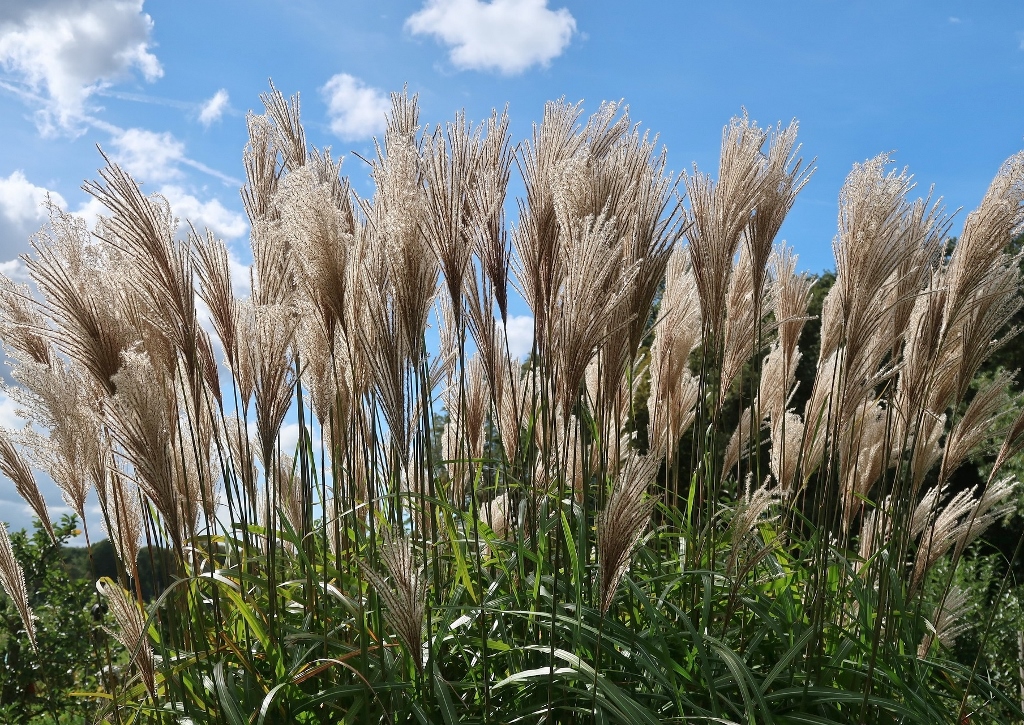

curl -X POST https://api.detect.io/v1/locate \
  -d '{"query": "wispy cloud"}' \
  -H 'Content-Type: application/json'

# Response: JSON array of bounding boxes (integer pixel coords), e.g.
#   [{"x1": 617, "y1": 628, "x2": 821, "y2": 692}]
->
[
  {"x1": 406, "y1": 0, "x2": 576, "y2": 75},
  {"x1": 198, "y1": 89, "x2": 230, "y2": 127},
  {"x1": 104, "y1": 124, "x2": 242, "y2": 187}
]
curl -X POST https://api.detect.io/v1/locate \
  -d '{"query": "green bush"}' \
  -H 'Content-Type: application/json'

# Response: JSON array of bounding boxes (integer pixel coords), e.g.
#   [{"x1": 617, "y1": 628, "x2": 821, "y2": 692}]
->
[{"x1": 0, "y1": 516, "x2": 116, "y2": 724}]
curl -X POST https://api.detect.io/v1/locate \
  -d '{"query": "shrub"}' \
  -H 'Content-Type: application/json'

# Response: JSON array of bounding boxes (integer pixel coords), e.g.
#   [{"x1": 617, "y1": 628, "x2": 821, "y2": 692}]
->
[{"x1": 0, "y1": 516, "x2": 114, "y2": 724}]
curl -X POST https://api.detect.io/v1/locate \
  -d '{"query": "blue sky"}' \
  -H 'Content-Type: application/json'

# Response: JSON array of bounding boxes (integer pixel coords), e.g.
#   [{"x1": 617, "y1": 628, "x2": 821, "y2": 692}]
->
[{"x1": 0, "y1": 0, "x2": 1023, "y2": 534}]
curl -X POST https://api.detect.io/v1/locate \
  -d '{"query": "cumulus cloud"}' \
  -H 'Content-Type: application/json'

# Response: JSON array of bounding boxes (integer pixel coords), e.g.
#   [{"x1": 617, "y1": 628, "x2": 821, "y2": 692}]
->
[
  {"x1": 70, "y1": 196, "x2": 108, "y2": 232},
  {"x1": 0, "y1": 161, "x2": 245, "y2": 268},
  {"x1": 110, "y1": 127, "x2": 186, "y2": 183},
  {"x1": 321, "y1": 73, "x2": 390, "y2": 141},
  {"x1": 406, "y1": 0, "x2": 575, "y2": 74},
  {"x1": 0, "y1": 170, "x2": 66, "y2": 227},
  {"x1": 198, "y1": 88, "x2": 229, "y2": 127},
  {"x1": 0, "y1": 259, "x2": 30, "y2": 284},
  {"x1": 0, "y1": 0, "x2": 162, "y2": 133},
  {"x1": 505, "y1": 314, "x2": 534, "y2": 360},
  {"x1": 0, "y1": 170, "x2": 67, "y2": 259},
  {"x1": 0, "y1": 387, "x2": 23, "y2": 430},
  {"x1": 157, "y1": 185, "x2": 247, "y2": 240},
  {"x1": 106, "y1": 125, "x2": 242, "y2": 187},
  {"x1": 279, "y1": 422, "x2": 300, "y2": 455}
]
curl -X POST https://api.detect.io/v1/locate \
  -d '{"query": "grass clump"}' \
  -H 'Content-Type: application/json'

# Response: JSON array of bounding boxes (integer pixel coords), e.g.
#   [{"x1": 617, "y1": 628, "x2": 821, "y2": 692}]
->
[{"x1": 1, "y1": 85, "x2": 1024, "y2": 723}]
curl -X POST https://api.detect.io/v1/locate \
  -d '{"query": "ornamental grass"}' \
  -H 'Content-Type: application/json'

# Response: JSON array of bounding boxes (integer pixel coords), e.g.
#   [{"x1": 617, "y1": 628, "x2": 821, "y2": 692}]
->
[{"x1": 2, "y1": 84, "x2": 1024, "y2": 723}]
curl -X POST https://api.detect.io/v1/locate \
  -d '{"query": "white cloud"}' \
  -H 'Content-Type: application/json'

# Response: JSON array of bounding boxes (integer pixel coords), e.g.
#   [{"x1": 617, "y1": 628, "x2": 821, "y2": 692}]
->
[
  {"x1": 321, "y1": 73, "x2": 390, "y2": 141},
  {"x1": 227, "y1": 247, "x2": 252, "y2": 299},
  {"x1": 107, "y1": 125, "x2": 241, "y2": 187},
  {"x1": 157, "y1": 185, "x2": 247, "y2": 240},
  {"x1": 505, "y1": 314, "x2": 534, "y2": 360},
  {"x1": 0, "y1": 258, "x2": 30, "y2": 284},
  {"x1": 0, "y1": 387, "x2": 24, "y2": 430},
  {"x1": 198, "y1": 88, "x2": 229, "y2": 127},
  {"x1": 0, "y1": 170, "x2": 68, "y2": 258},
  {"x1": 406, "y1": 0, "x2": 575, "y2": 74},
  {"x1": 279, "y1": 422, "x2": 300, "y2": 455},
  {"x1": 948, "y1": 16, "x2": 961, "y2": 24},
  {"x1": 111, "y1": 127, "x2": 186, "y2": 183},
  {"x1": 70, "y1": 196, "x2": 108, "y2": 231},
  {"x1": 0, "y1": 164, "x2": 244, "y2": 255},
  {"x1": 0, "y1": 171, "x2": 110, "y2": 238},
  {"x1": 0, "y1": 0, "x2": 162, "y2": 133},
  {"x1": 0, "y1": 170, "x2": 66, "y2": 226}
]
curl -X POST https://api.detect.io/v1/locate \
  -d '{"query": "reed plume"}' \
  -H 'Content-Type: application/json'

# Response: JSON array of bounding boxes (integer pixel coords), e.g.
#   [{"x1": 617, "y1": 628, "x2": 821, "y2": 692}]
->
[
  {"x1": 101, "y1": 469, "x2": 142, "y2": 574},
  {"x1": 0, "y1": 430, "x2": 53, "y2": 543},
  {"x1": 0, "y1": 87, "x2": 1022, "y2": 723},
  {"x1": 96, "y1": 577, "x2": 155, "y2": 696},
  {"x1": 0, "y1": 522, "x2": 36, "y2": 651},
  {"x1": 726, "y1": 474, "x2": 784, "y2": 575},
  {"x1": 685, "y1": 114, "x2": 767, "y2": 348},
  {"x1": 721, "y1": 246, "x2": 767, "y2": 397},
  {"x1": 743, "y1": 121, "x2": 812, "y2": 304},
  {"x1": 918, "y1": 586, "x2": 971, "y2": 658},
  {"x1": 648, "y1": 246, "x2": 702, "y2": 454},
  {"x1": 107, "y1": 349, "x2": 190, "y2": 550},
  {"x1": 84, "y1": 155, "x2": 203, "y2": 386},
  {"x1": 369, "y1": 90, "x2": 436, "y2": 356},
  {"x1": 0, "y1": 275, "x2": 51, "y2": 366},
  {"x1": 361, "y1": 532, "x2": 426, "y2": 672},
  {"x1": 26, "y1": 203, "x2": 136, "y2": 394},
  {"x1": 597, "y1": 452, "x2": 661, "y2": 614},
  {"x1": 512, "y1": 99, "x2": 584, "y2": 347},
  {"x1": 9, "y1": 357, "x2": 105, "y2": 521},
  {"x1": 912, "y1": 478, "x2": 1017, "y2": 587}
]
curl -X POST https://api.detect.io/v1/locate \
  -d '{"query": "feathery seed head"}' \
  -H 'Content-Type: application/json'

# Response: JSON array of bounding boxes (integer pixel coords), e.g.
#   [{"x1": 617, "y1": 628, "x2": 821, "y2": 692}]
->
[
  {"x1": 361, "y1": 532, "x2": 427, "y2": 672},
  {"x1": 0, "y1": 430, "x2": 53, "y2": 543},
  {"x1": 97, "y1": 577, "x2": 155, "y2": 695},
  {"x1": 597, "y1": 452, "x2": 662, "y2": 613},
  {"x1": 726, "y1": 474, "x2": 785, "y2": 575},
  {"x1": 918, "y1": 586, "x2": 972, "y2": 657},
  {"x1": 0, "y1": 523, "x2": 36, "y2": 651}
]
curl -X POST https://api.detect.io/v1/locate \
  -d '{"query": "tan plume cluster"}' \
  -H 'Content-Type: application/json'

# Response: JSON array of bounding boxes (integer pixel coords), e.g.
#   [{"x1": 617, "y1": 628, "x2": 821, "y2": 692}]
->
[
  {"x1": 918, "y1": 586, "x2": 972, "y2": 658},
  {"x1": 726, "y1": 474, "x2": 785, "y2": 576},
  {"x1": 0, "y1": 431, "x2": 53, "y2": 543},
  {"x1": 648, "y1": 246, "x2": 702, "y2": 455},
  {"x1": 912, "y1": 478, "x2": 1017, "y2": 587}
]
